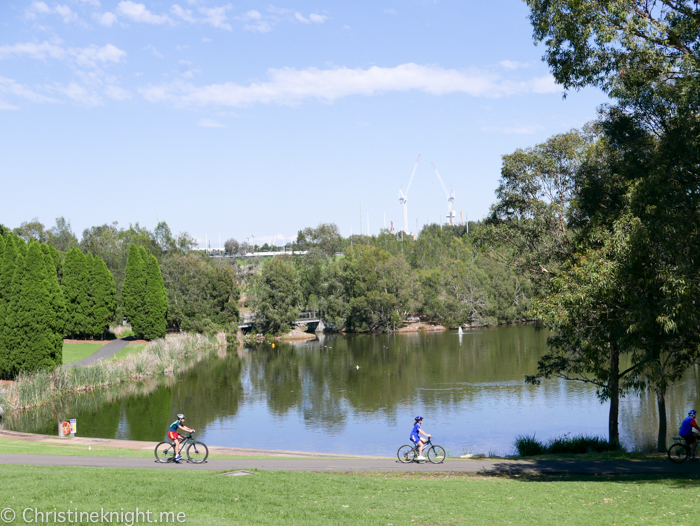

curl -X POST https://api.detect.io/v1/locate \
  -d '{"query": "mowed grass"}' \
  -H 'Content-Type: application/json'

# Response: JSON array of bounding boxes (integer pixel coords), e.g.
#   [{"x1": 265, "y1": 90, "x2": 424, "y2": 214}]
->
[
  {"x1": 0, "y1": 438, "x2": 335, "y2": 460},
  {"x1": 61, "y1": 343, "x2": 106, "y2": 365},
  {"x1": 107, "y1": 344, "x2": 146, "y2": 361},
  {"x1": 0, "y1": 465, "x2": 698, "y2": 526}
]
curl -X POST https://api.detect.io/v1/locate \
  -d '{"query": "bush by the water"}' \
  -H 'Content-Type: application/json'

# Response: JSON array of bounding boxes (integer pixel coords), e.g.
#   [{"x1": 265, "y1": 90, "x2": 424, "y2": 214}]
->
[
  {"x1": 513, "y1": 434, "x2": 546, "y2": 456},
  {"x1": 514, "y1": 433, "x2": 624, "y2": 456}
]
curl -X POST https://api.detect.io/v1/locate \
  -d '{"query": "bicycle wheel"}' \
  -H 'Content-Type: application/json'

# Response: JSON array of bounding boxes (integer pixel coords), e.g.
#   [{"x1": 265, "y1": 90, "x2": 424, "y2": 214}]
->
[
  {"x1": 186, "y1": 441, "x2": 209, "y2": 463},
  {"x1": 397, "y1": 445, "x2": 416, "y2": 464},
  {"x1": 428, "y1": 445, "x2": 446, "y2": 464},
  {"x1": 668, "y1": 443, "x2": 689, "y2": 464},
  {"x1": 155, "y1": 441, "x2": 175, "y2": 463}
]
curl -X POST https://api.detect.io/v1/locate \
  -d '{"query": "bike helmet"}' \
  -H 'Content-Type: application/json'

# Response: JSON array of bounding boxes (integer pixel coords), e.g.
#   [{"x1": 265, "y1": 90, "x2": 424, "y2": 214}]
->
[
  {"x1": 689, "y1": 410, "x2": 696, "y2": 416},
  {"x1": 415, "y1": 416, "x2": 423, "y2": 422},
  {"x1": 177, "y1": 414, "x2": 185, "y2": 419}
]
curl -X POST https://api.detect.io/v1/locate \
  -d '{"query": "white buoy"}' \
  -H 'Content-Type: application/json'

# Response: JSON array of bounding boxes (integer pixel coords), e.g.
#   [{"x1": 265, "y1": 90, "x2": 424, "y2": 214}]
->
[{"x1": 356, "y1": 365, "x2": 360, "y2": 370}]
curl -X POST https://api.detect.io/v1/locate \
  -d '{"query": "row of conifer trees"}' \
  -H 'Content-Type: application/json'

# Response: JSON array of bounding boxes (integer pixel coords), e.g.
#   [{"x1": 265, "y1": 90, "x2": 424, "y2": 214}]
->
[
  {"x1": 121, "y1": 243, "x2": 168, "y2": 341},
  {"x1": 0, "y1": 234, "x2": 118, "y2": 378}
]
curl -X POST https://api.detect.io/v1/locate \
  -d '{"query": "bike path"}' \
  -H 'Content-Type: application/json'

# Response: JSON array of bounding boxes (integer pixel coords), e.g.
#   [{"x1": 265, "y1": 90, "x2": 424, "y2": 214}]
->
[
  {"x1": 0, "y1": 453, "x2": 696, "y2": 474},
  {"x1": 64, "y1": 338, "x2": 133, "y2": 368}
]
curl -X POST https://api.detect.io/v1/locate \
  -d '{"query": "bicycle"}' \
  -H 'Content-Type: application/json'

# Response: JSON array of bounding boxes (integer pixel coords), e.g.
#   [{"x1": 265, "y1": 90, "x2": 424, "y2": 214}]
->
[
  {"x1": 668, "y1": 436, "x2": 697, "y2": 464},
  {"x1": 397, "y1": 437, "x2": 446, "y2": 464},
  {"x1": 155, "y1": 433, "x2": 209, "y2": 464}
]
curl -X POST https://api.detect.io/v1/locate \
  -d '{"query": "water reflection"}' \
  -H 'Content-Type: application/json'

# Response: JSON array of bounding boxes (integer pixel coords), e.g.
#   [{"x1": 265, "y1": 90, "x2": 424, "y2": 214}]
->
[{"x1": 7, "y1": 325, "x2": 700, "y2": 456}]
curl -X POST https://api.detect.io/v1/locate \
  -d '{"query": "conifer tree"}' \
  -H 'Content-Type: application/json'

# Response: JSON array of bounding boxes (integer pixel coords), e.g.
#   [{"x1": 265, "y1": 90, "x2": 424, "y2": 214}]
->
[
  {"x1": 0, "y1": 235, "x2": 5, "y2": 272},
  {"x1": 62, "y1": 247, "x2": 90, "y2": 338},
  {"x1": 90, "y1": 256, "x2": 116, "y2": 338},
  {"x1": 122, "y1": 244, "x2": 146, "y2": 337},
  {"x1": 16, "y1": 238, "x2": 27, "y2": 258},
  {"x1": 0, "y1": 236, "x2": 19, "y2": 337},
  {"x1": 143, "y1": 255, "x2": 168, "y2": 340},
  {"x1": 1, "y1": 243, "x2": 56, "y2": 378},
  {"x1": 40, "y1": 244, "x2": 66, "y2": 364}
]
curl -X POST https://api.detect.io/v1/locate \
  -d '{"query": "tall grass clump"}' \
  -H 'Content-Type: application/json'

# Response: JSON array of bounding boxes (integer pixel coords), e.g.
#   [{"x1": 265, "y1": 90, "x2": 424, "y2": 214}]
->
[
  {"x1": 514, "y1": 434, "x2": 546, "y2": 456},
  {"x1": 0, "y1": 332, "x2": 226, "y2": 413},
  {"x1": 513, "y1": 432, "x2": 626, "y2": 457},
  {"x1": 546, "y1": 433, "x2": 624, "y2": 454}
]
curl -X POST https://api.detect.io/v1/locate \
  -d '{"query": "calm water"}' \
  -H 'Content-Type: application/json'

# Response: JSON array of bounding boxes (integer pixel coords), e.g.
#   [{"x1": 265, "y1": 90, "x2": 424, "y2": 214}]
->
[{"x1": 5, "y1": 325, "x2": 700, "y2": 456}]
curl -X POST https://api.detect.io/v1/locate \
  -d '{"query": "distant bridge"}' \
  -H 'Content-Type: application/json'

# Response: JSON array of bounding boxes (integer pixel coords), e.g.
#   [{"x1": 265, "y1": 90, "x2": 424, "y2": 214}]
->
[{"x1": 240, "y1": 311, "x2": 323, "y2": 333}]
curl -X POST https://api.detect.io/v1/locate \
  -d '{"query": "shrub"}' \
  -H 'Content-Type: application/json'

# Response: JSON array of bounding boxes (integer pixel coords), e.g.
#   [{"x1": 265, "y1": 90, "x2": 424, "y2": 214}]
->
[
  {"x1": 513, "y1": 434, "x2": 546, "y2": 456},
  {"x1": 546, "y1": 433, "x2": 623, "y2": 454}
]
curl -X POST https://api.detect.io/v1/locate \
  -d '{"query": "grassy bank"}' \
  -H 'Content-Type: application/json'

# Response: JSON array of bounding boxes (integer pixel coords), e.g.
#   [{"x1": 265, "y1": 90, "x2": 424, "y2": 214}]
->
[
  {"x1": 62, "y1": 343, "x2": 107, "y2": 365},
  {"x1": 0, "y1": 465, "x2": 697, "y2": 525},
  {"x1": 0, "y1": 333, "x2": 225, "y2": 413}
]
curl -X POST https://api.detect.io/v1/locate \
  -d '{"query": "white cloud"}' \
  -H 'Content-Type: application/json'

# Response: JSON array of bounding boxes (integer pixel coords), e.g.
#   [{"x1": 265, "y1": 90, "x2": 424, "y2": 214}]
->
[
  {"x1": 171, "y1": 4, "x2": 196, "y2": 23},
  {"x1": 245, "y1": 20, "x2": 271, "y2": 33},
  {"x1": 95, "y1": 11, "x2": 117, "y2": 26},
  {"x1": 145, "y1": 44, "x2": 164, "y2": 58},
  {"x1": 198, "y1": 118, "x2": 225, "y2": 127},
  {"x1": 244, "y1": 10, "x2": 261, "y2": 20},
  {"x1": 116, "y1": 1, "x2": 173, "y2": 25},
  {"x1": 52, "y1": 81, "x2": 102, "y2": 105},
  {"x1": 294, "y1": 12, "x2": 309, "y2": 23},
  {"x1": 0, "y1": 41, "x2": 65, "y2": 61},
  {"x1": 309, "y1": 13, "x2": 327, "y2": 23},
  {"x1": 202, "y1": 37, "x2": 212, "y2": 42},
  {"x1": 199, "y1": 6, "x2": 232, "y2": 30},
  {"x1": 139, "y1": 63, "x2": 562, "y2": 108},
  {"x1": 0, "y1": 75, "x2": 58, "y2": 104},
  {"x1": 499, "y1": 60, "x2": 529, "y2": 70},
  {"x1": 105, "y1": 84, "x2": 131, "y2": 100},
  {"x1": 77, "y1": 0, "x2": 101, "y2": 6},
  {"x1": 267, "y1": 5, "x2": 291, "y2": 15},
  {"x1": 0, "y1": 41, "x2": 126, "y2": 68},
  {"x1": 383, "y1": 9, "x2": 397, "y2": 15},
  {"x1": 25, "y1": 2, "x2": 79, "y2": 23},
  {"x1": 55, "y1": 4, "x2": 79, "y2": 23},
  {"x1": 72, "y1": 44, "x2": 126, "y2": 67}
]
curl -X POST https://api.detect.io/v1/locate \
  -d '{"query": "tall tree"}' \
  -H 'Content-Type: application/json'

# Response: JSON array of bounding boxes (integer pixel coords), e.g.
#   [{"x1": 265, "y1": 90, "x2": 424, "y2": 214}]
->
[
  {"x1": 122, "y1": 244, "x2": 146, "y2": 336},
  {"x1": 0, "y1": 236, "x2": 19, "y2": 334},
  {"x1": 40, "y1": 244, "x2": 66, "y2": 364},
  {"x1": 48, "y1": 217, "x2": 78, "y2": 252},
  {"x1": 249, "y1": 257, "x2": 302, "y2": 334},
  {"x1": 142, "y1": 255, "x2": 168, "y2": 340},
  {"x1": 89, "y1": 256, "x2": 116, "y2": 339},
  {"x1": 62, "y1": 248, "x2": 91, "y2": 338},
  {"x1": 1, "y1": 243, "x2": 57, "y2": 378}
]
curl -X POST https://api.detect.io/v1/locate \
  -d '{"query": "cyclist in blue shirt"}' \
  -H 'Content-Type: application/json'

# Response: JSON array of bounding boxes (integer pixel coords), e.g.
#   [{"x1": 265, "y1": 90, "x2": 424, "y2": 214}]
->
[
  {"x1": 167, "y1": 414, "x2": 195, "y2": 462},
  {"x1": 680, "y1": 410, "x2": 700, "y2": 460},
  {"x1": 410, "y1": 416, "x2": 431, "y2": 460}
]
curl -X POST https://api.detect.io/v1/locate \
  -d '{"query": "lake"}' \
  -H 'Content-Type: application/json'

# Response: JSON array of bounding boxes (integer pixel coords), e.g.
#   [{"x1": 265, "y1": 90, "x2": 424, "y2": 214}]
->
[{"x1": 5, "y1": 324, "x2": 700, "y2": 456}]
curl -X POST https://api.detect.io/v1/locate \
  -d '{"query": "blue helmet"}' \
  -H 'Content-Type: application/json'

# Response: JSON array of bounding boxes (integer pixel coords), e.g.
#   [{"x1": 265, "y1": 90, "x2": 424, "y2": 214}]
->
[
  {"x1": 415, "y1": 416, "x2": 423, "y2": 422},
  {"x1": 689, "y1": 410, "x2": 696, "y2": 416}
]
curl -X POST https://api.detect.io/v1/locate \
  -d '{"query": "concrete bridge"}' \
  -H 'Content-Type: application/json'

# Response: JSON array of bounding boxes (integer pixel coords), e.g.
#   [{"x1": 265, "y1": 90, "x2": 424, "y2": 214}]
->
[{"x1": 240, "y1": 311, "x2": 323, "y2": 334}]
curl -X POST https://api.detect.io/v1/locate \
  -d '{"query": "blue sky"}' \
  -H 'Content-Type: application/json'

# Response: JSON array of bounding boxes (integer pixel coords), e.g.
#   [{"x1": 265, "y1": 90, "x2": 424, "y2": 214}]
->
[{"x1": 0, "y1": 1, "x2": 609, "y2": 248}]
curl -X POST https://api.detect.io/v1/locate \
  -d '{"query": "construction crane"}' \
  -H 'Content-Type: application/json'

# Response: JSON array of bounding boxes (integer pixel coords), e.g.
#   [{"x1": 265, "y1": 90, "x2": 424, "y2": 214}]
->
[
  {"x1": 399, "y1": 155, "x2": 420, "y2": 234},
  {"x1": 431, "y1": 162, "x2": 456, "y2": 226}
]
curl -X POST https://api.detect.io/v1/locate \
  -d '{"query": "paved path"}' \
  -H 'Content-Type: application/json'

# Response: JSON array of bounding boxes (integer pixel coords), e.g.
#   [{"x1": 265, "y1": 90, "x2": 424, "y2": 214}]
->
[
  {"x1": 0, "y1": 453, "x2": 697, "y2": 474},
  {"x1": 64, "y1": 338, "x2": 133, "y2": 368}
]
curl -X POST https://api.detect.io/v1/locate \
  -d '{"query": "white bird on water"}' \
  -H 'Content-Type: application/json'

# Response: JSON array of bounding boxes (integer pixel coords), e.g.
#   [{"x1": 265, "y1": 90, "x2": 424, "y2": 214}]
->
[{"x1": 356, "y1": 365, "x2": 360, "y2": 370}]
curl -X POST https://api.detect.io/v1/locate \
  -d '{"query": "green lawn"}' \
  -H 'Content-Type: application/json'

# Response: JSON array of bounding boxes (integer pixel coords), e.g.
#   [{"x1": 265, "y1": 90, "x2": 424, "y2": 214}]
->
[
  {"x1": 0, "y1": 465, "x2": 697, "y2": 525},
  {"x1": 61, "y1": 343, "x2": 106, "y2": 365},
  {"x1": 107, "y1": 344, "x2": 146, "y2": 361}
]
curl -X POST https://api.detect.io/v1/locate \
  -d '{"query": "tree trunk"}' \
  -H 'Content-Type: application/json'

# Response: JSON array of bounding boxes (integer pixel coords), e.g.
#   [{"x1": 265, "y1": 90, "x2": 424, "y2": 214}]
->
[
  {"x1": 657, "y1": 387, "x2": 667, "y2": 452},
  {"x1": 609, "y1": 345, "x2": 620, "y2": 446}
]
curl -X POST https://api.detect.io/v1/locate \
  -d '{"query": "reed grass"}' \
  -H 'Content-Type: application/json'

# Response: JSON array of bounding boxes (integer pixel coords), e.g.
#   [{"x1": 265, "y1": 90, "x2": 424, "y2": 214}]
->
[{"x1": 0, "y1": 332, "x2": 227, "y2": 414}]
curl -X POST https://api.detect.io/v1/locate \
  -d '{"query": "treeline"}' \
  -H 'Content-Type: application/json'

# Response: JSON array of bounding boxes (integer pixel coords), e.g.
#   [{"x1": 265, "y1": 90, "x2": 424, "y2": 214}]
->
[
  {"x1": 0, "y1": 232, "x2": 117, "y2": 378},
  {"x1": 244, "y1": 223, "x2": 532, "y2": 334},
  {"x1": 7, "y1": 218, "x2": 241, "y2": 339}
]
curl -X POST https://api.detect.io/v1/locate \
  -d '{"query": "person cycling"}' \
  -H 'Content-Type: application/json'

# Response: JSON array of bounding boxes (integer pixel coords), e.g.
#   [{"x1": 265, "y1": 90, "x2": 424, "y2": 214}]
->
[
  {"x1": 680, "y1": 410, "x2": 700, "y2": 460},
  {"x1": 410, "y1": 416, "x2": 431, "y2": 460},
  {"x1": 167, "y1": 414, "x2": 195, "y2": 462}
]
